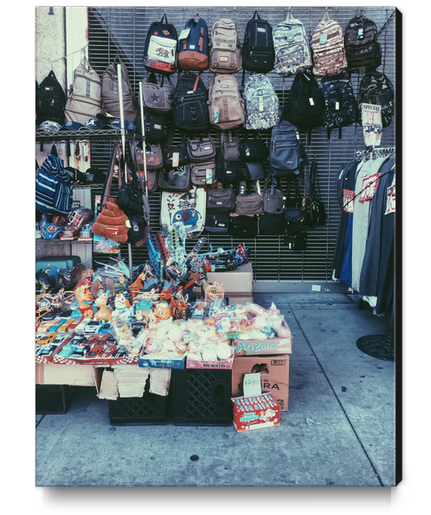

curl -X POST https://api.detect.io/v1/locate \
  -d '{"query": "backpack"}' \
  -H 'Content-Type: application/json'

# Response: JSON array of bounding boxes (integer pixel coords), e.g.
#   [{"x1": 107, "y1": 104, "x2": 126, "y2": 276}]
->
[
  {"x1": 320, "y1": 73, "x2": 357, "y2": 137},
  {"x1": 160, "y1": 187, "x2": 206, "y2": 239},
  {"x1": 243, "y1": 74, "x2": 281, "y2": 130},
  {"x1": 356, "y1": 71, "x2": 395, "y2": 128},
  {"x1": 344, "y1": 13, "x2": 381, "y2": 73},
  {"x1": 208, "y1": 74, "x2": 244, "y2": 131},
  {"x1": 209, "y1": 18, "x2": 242, "y2": 74},
  {"x1": 172, "y1": 72, "x2": 209, "y2": 133},
  {"x1": 143, "y1": 13, "x2": 178, "y2": 75},
  {"x1": 242, "y1": 11, "x2": 275, "y2": 73},
  {"x1": 269, "y1": 119, "x2": 306, "y2": 177},
  {"x1": 178, "y1": 16, "x2": 209, "y2": 72},
  {"x1": 64, "y1": 58, "x2": 102, "y2": 125},
  {"x1": 36, "y1": 70, "x2": 67, "y2": 125},
  {"x1": 272, "y1": 9, "x2": 312, "y2": 77},
  {"x1": 311, "y1": 10, "x2": 347, "y2": 77},
  {"x1": 36, "y1": 153, "x2": 73, "y2": 215},
  {"x1": 283, "y1": 70, "x2": 325, "y2": 131},
  {"x1": 141, "y1": 73, "x2": 175, "y2": 113},
  {"x1": 101, "y1": 54, "x2": 138, "y2": 124}
]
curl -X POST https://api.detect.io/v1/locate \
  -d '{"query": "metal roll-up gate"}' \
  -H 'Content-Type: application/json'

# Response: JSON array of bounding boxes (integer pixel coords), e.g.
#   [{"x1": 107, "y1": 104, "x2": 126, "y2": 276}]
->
[{"x1": 86, "y1": 6, "x2": 397, "y2": 292}]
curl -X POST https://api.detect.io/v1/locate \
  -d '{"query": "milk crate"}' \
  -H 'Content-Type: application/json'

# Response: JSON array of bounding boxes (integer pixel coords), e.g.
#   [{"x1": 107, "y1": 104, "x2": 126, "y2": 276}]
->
[
  {"x1": 171, "y1": 368, "x2": 233, "y2": 426},
  {"x1": 108, "y1": 391, "x2": 169, "y2": 425},
  {"x1": 36, "y1": 385, "x2": 76, "y2": 414}
]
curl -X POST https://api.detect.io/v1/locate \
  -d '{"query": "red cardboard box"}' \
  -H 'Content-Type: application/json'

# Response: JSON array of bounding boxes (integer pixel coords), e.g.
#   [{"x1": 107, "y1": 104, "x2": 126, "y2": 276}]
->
[
  {"x1": 231, "y1": 354, "x2": 290, "y2": 412},
  {"x1": 232, "y1": 393, "x2": 280, "y2": 432}
]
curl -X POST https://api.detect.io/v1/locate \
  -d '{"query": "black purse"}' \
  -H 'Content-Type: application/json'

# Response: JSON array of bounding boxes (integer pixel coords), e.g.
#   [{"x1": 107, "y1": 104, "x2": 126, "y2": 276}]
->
[
  {"x1": 259, "y1": 213, "x2": 285, "y2": 235},
  {"x1": 163, "y1": 135, "x2": 189, "y2": 169},
  {"x1": 308, "y1": 160, "x2": 326, "y2": 227},
  {"x1": 118, "y1": 143, "x2": 145, "y2": 215},
  {"x1": 228, "y1": 214, "x2": 258, "y2": 238},
  {"x1": 239, "y1": 137, "x2": 268, "y2": 162},
  {"x1": 205, "y1": 211, "x2": 230, "y2": 234}
]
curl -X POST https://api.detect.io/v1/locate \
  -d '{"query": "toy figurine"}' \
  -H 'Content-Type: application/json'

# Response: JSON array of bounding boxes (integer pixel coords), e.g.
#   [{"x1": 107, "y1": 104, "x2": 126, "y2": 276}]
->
[
  {"x1": 93, "y1": 289, "x2": 113, "y2": 322},
  {"x1": 116, "y1": 275, "x2": 127, "y2": 294},
  {"x1": 152, "y1": 301, "x2": 172, "y2": 322},
  {"x1": 128, "y1": 272, "x2": 146, "y2": 301},
  {"x1": 71, "y1": 285, "x2": 95, "y2": 319},
  {"x1": 111, "y1": 292, "x2": 134, "y2": 321},
  {"x1": 135, "y1": 295, "x2": 153, "y2": 325},
  {"x1": 77, "y1": 268, "x2": 93, "y2": 289}
]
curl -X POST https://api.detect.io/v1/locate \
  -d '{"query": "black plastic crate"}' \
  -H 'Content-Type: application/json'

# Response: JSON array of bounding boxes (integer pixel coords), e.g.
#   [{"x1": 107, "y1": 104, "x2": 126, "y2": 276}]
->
[
  {"x1": 108, "y1": 391, "x2": 169, "y2": 426},
  {"x1": 171, "y1": 368, "x2": 233, "y2": 426},
  {"x1": 36, "y1": 384, "x2": 76, "y2": 414}
]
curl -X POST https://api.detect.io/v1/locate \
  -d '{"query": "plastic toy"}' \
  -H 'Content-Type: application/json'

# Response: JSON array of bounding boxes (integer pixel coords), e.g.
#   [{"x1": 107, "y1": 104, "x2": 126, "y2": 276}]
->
[
  {"x1": 72, "y1": 285, "x2": 95, "y2": 319},
  {"x1": 111, "y1": 292, "x2": 134, "y2": 321},
  {"x1": 153, "y1": 301, "x2": 172, "y2": 322},
  {"x1": 112, "y1": 318, "x2": 141, "y2": 356},
  {"x1": 128, "y1": 272, "x2": 146, "y2": 300}
]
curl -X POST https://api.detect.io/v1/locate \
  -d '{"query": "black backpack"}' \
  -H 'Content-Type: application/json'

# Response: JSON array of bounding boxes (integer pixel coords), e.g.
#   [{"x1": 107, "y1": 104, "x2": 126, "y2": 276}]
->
[
  {"x1": 36, "y1": 70, "x2": 66, "y2": 125},
  {"x1": 283, "y1": 70, "x2": 325, "y2": 141},
  {"x1": 320, "y1": 72, "x2": 357, "y2": 138},
  {"x1": 242, "y1": 11, "x2": 275, "y2": 73},
  {"x1": 172, "y1": 72, "x2": 209, "y2": 133},
  {"x1": 356, "y1": 71, "x2": 395, "y2": 128},
  {"x1": 269, "y1": 119, "x2": 307, "y2": 177},
  {"x1": 344, "y1": 13, "x2": 381, "y2": 73},
  {"x1": 143, "y1": 13, "x2": 178, "y2": 75}
]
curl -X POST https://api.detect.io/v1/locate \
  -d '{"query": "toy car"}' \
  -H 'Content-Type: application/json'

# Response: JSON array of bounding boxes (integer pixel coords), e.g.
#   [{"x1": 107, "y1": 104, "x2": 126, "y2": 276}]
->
[
  {"x1": 36, "y1": 333, "x2": 58, "y2": 345},
  {"x1": 56, "y1": 318, "x2": 76, "y2": 333},
  {"x1": 83, "y1": 319, "x2": 104, "y2": 334},
  {"x1": 36, "y1": 344, "x2": 58, "y2": 357}
]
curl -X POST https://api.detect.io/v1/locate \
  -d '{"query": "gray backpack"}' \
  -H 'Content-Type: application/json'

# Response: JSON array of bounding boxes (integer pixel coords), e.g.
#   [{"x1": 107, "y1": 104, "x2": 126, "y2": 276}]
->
[
  {"x1": 101, "y1": 54, "x2": 139, "y2": 124},
  {"x1": 209, "y1": 18, "x2": 242, "y2": 74},
  {"x1": 243, "y1": 74, "x2": 280, "y2": 130},
  {"x1": 273, "y1": 9, "x2": 312, "y2": 77},
  {"x1": 64, "y1": 58, "x2": 102, "y2": 124},
  {"x1": 208, "y1": 74, "x2": 244, "y2": 131}
]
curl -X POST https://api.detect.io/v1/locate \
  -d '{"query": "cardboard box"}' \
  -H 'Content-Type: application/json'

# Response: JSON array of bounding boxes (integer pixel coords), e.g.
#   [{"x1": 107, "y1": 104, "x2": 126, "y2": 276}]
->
[
  {"x1": 207, "y1": 262, "x2": 253, "y2": 294},
  {"x1": 233, "y1": 320, "x2": 293, "y2": 356},
  {"x1": 35, "y1": 363, "x2": 97, "y2": 386},
  {"x1": 231, "y1": 354, "x2": 290, "y2": 412},
  {"x1": 232, "y1": 393, "x2": 280, "y2": 432},
  {"x1": 138, "y1": 350, "x2": 186, "y2": 369}
]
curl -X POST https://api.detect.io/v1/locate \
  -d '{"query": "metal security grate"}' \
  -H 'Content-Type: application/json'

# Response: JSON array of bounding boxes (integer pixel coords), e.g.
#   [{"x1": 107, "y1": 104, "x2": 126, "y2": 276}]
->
[{"x1": 87, "y1": 6, "x2": 397, "y2": 290}]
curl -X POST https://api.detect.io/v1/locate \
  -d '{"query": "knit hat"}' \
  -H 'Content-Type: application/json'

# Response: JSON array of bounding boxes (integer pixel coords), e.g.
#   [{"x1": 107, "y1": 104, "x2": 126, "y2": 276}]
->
[{"x1": 91, "y1": 198, "x2": 130, "y2": 243}]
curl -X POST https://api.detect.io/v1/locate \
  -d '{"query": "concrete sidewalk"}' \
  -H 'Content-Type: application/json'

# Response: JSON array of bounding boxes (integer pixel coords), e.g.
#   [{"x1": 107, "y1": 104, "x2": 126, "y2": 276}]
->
[{"x1": 35, "y1": 293, "x2": 397, "y2": 487}]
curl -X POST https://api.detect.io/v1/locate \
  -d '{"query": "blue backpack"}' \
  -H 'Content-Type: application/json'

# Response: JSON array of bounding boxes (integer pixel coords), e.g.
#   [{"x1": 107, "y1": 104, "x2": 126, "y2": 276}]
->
[
  {"x1": 178, "y1": 16, "x2": 209, "y2": 72},
  {"x1": 36, "y1": 153, "x2": 73, "y2": 215}
]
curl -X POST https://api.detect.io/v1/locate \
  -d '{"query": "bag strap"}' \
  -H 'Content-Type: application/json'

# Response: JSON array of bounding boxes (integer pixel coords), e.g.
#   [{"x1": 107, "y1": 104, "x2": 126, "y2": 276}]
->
[
  {"x1": 101, "y1": 144, "x2": 122, "y2": 209},
  {"x1": 161, "y1": 12, "x2": 168, "y2": 24},
  {"x1": 252, "y1": 10, "x2": 260, "y2": 20}
]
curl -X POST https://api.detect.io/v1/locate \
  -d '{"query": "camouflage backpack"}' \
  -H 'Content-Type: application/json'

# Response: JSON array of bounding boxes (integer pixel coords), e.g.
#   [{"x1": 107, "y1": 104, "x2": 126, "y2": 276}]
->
[
  {"x1": 311, "y1": 10, "x2": 347, "y2": 77},
  {"x1": 272, "y1": 9, "x2": 312, "y2": 77},
  {"x1": 356, "y1": 71, "x2": 395, "y2": 128},
  {"x1": 243, "y1": 74, "x2": 281, "y2": 130}
]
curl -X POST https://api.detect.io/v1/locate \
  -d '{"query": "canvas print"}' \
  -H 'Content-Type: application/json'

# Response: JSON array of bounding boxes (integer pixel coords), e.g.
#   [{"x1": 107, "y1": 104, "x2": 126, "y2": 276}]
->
[{"x1": 35, "y1": 5, "x2": 400, "y2": 488}]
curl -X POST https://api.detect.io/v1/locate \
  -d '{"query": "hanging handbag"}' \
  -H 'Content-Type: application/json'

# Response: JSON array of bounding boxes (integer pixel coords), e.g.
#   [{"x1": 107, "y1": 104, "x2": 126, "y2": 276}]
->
[
  {"x1": 142, "y1": 72, "x2": 175, "y2": 113},
  {"x1": 163, "y1": 135, "x2": 189, "y2": 169},
  {"x1": 157, "y1": 164, "x2": 191, "y2": 192},
  {"x1": 221, "y1": 131, "x2": 241, "y2": 161},
  {"x1": 206, "y1": 184, "x2": 236, "y2": 212},
  {"x1": 243, "y1": 161, "x2": 265, "y2": 181},
  {"x1": 228, "y1": 214, "x2": 258, "y2": 238},
  {"x1": 191, "y1": 159, "x2": 217, "y2": 186},
  {"x1": 262, "y1": 176, "x2": 284, "y2": 214},
  {"x1": 160, "y1": 187, "x2": 206, "y2": 239},
  {"x1": 259, "y1": 213, "x2": 285, "y2": 235},
  {"x1": 235, "y1": 182, "x2": 263, "y2": 216},
  {"x1": 283, "y1": 177, "x2": 304, "y2": 224},
  {"x1": 134, "y1": 141, "x2": 163, "y2": 172},
  {"x1": 216, "y1": 151, "x2": 245, "y2": 184},
  {"x1": 187, "y1": 135, "x2": 216, "y2": 163},
  {"x1": 239, "y1": 137, "x2": 268, "y2": 162},
  {"x1": 205, "y1": 210, "x2": 230, "y2": 234},
  {"x1": 118, "y1": 142, "x2": 145, "y2": 215},
  {"x1": 307, "y1": 160, "x2": 326, "y2": 227}
]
